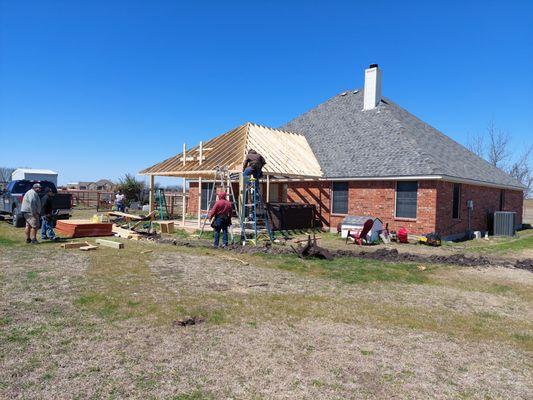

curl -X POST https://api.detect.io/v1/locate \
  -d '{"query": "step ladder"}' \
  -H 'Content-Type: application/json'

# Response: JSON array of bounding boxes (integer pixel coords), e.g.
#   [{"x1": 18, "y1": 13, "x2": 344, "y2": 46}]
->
[
  {"x1": 199, "y1": 166, "x2": 241, "y2": 243},
  {"x1": 240, "y1": 176, "x2": 274, "y2": 245},
  {"x1": 155, "y1": 188, "x2": 169, "y2": 220}
]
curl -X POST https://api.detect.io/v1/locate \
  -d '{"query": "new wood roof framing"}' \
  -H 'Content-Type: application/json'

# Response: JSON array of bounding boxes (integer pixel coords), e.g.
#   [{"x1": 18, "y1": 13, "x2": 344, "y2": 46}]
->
[{"x1": 139, "y1": 122, "x2": 323, "y2": 179}]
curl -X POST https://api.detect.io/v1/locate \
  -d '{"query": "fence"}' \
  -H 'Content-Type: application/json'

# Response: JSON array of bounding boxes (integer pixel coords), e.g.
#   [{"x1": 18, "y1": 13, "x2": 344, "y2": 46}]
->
[{"x1": 59, "y1": 189, "x2": 187, "y2": 218}]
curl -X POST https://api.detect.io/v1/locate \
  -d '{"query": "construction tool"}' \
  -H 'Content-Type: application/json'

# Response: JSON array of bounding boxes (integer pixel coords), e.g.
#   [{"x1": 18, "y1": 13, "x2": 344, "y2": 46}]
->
[{"x1": 240, "y1": 175, "x2": 274, "y2": 245}]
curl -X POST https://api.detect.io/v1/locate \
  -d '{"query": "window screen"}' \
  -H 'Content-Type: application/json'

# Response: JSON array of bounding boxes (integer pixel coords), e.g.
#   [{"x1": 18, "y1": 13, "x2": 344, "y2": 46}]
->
[
  {"x1": 201, "y1": 182, "x2": 214, "y2": 210},
  {"x1": 332, "y1": 182, "x2": 348, "y2": 214},
  {"x1": 396, "y1": 181, "x2": 418, "y2": 219},
  {"x1": 452, "y1": 183, "x2": 461, "y2": 219}
]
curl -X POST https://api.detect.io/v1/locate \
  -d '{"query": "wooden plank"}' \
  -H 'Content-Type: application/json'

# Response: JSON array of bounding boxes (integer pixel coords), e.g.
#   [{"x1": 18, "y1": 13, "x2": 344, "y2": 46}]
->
[
  {"x1": 95, "y1": 239, "x2": 124, "y2": 249},
  {"x1": 107, "y1": 211, "x2": 144, "y2": 220},
  {"x1": 61, "y1": 241, "x2": 90, "y2": 249},
  {"x1": 79, "y1": 245, "x2": 98, "y2": 251}
]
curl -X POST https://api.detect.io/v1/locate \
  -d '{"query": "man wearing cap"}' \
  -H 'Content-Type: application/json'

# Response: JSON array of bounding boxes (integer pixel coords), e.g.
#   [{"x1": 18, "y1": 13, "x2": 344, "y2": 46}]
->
[
  {"x1": 21, "y1": 183, "x2": 42, "y2": 244},
  {"x1": 207, "y1": 191, "x2": 233, "y2": 248}
]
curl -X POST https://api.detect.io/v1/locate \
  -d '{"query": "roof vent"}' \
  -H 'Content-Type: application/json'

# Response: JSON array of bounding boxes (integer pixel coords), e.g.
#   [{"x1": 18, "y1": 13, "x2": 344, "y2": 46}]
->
[{"x1": 363, "y1": 64, "x2": 382, "y2": 111}]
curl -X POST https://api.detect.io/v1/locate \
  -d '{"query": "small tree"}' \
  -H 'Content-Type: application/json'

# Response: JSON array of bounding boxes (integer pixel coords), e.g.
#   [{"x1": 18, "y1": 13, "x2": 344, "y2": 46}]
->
[
  {"x1": 0, "y1": 167, "x2": 15, "y2": 183},
  {"x1": 116, "y1": 174, "x2": 145, "y2": 203}
]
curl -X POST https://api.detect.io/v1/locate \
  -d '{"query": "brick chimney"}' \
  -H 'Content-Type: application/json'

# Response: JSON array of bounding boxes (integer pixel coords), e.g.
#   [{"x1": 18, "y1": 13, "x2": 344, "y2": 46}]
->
[{"x1": 363, "y1": 64, "x2": 382, "y2": 110}]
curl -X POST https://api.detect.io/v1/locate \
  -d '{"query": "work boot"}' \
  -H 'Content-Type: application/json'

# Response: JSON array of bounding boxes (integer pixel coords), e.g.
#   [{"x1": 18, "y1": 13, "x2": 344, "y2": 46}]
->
[
  {"x1": 30, "y1": 239, "x2": 39, "y2": 244},
  {"x1": 26, "y1": 238, "x2": 31, "y2": 244}
]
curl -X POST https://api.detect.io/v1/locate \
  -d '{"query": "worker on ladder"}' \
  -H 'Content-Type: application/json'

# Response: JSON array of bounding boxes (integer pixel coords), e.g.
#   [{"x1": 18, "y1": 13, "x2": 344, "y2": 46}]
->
[
  {"x1": 243, "y1": 149, "x2": 266, "y2": 180},
  {"x1": 208, "y1": 191, "x2": 233, "y2": 248},
  {"x1": 242, "y1": 149, "x2": 266, "y2": 220}
]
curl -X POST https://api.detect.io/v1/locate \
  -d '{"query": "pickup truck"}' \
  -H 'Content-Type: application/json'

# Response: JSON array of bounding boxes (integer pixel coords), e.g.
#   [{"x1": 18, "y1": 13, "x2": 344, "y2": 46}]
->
[{"x1": 0, "y1": 180, "x2": 72, "y2": 227}]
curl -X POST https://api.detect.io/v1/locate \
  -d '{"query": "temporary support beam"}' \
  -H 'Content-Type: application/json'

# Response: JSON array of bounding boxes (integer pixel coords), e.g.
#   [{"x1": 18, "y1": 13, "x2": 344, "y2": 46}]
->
[
  {"x1": 266, "y1": 174, "x2": 270, "y2": 203},
  {"x1": 149, "y1": 175, "x2": 155, "y2": 213},
  {"x1": 197, "y1": 176, "x2": 202, "y2": 228},
  {"x1": 182, "y1": 143, "x2": 186, "y2": 166},
  {"x1": 182, "y1": 177, "x2": 186, "y2": 227}
]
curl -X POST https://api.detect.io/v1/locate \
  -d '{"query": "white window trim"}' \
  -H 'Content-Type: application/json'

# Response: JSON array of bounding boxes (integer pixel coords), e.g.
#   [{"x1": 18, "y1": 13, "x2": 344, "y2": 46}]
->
[{"x1": 394, "y1": 180, "x2": 418, "y2": 220}]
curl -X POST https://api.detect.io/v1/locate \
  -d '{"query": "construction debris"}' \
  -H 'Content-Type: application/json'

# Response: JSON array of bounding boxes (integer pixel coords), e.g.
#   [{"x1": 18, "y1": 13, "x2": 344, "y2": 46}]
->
[
  {"x1": 79, "y1": 244, "x2": 98, "y2": 251},
  {"x1": 60, "y1": 241, "x2": 91, "y2": 249},
  {"x1": 292, "y1": 234, "x2": 333, "y2": 260},
  {"x1": 95, "y1": 239, "x2": 124, "y2": 249},
  {"x1": 173, "y1": 316, "x2": 205, "y2": 327}
]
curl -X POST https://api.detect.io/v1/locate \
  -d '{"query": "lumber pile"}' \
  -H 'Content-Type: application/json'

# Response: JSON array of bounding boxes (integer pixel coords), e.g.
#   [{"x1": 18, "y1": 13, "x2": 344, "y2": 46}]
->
[{"x1": 56, "y1": 219, "x2": 113, "y2": 238}]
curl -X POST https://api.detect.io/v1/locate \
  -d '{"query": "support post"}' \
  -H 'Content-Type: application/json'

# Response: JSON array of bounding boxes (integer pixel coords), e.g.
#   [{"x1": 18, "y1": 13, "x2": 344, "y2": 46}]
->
[
  {"x1": 197, "y1": 176, "x2": 202, "y2": 228},
  {"x1": 182, "y1": 143, "x2": 186, "y2": 166},
  {"x1": 238, "y1": 173, "x2": 244, "y2": 222},
  {"x1": 266, "y1": 174, "x2": 270, "y2": 203},
  {"x1": 182, "y1": 177, "x2": 186, "y2": 227},
  {"x1": 199, "y1": 141, "x2": 203, "y2": 165},
  {"x1": 149, "y1": 175, "x2": 155, "y2": 213}
]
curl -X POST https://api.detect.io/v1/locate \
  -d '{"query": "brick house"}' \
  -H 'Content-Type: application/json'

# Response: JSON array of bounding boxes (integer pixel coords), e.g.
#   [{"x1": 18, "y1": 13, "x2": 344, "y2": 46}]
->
[{"x1": 141, "y1": 65, "x2": 524, "y2": 238}]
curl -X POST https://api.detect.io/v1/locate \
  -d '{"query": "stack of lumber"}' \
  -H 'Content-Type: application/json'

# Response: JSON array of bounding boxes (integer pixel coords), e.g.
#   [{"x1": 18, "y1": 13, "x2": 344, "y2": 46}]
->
[{"x1": 56, "y1": 219, "x2": 113, "y2": 238}]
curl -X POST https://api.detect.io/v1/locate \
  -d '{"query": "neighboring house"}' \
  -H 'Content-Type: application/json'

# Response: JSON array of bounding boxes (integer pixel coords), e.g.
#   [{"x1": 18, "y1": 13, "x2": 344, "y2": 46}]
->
[
  {"x1": 66, "y1": 180, "x2": 115, "y2": 191},
  {"x1": 141, "y1": 65, "x2": 524, "y2": 237},
  {"x1": 88, "y1": 179, "x2": 115, "y2": 191}
]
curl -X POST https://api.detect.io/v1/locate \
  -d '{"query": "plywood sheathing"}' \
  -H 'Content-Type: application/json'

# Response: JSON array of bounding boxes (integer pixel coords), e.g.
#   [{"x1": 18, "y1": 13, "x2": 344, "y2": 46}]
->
[{"x1": 139, "y1": 123, "x2": 323, "y2": 179}]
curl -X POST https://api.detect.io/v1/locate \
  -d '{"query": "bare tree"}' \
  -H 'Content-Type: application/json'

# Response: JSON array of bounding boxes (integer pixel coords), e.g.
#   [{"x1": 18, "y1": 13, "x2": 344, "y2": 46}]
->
[
  {"x1": 0, "y1": 167, "x2": 15, "y2": 183},
  {"x1": 486, "y1": 120, "x2": 510, "y2": 169},
  {"x1": 508, "y1": 145, "x2": 533, "y2": 198},
  {"x1": 467, "y1": 133, "x2": 485, "y2": 158}
]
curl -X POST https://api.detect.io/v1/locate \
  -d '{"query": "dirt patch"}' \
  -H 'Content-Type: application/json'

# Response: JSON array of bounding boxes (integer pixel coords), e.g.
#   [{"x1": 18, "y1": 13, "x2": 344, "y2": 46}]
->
[{"x1": 155, "y1": 236, "x2": 533, "y2": 272}]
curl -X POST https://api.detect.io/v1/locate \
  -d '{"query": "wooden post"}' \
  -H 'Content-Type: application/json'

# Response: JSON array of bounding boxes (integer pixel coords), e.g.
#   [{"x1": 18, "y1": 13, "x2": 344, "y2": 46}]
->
[
  {"x1": 266, "y1": 174, "x2": 270, "y2": 203},
  {"x1": 199, "y1": 141, "x2": 203, "y2": 166},
  {"x1": 238, "y1": 172, "x2": 244, "y2": 222},
  {"x1": 197, "y1": 176, "x2": 202, "y2": 228},
  {"x1": 182, "y1": 143, "x2": 186, "y2": 166},
  {"x1": 182, "y1": 177, "x2": 186, "y2": 227},
  {"x1": 149, "y1": 175, "x2": 155, "y2": 213}
]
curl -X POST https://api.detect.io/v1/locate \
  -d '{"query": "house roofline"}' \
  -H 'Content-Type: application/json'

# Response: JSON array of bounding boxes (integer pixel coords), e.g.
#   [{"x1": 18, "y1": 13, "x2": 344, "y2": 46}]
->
[{"x1": 322, "y1": 174, "x2": 525, "y2": 191}]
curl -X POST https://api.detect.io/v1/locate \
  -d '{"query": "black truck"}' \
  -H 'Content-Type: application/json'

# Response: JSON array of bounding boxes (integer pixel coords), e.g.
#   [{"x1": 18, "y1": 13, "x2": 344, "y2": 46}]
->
[{"x1": 0, "y1": 180, "x2": 72, "y2": 227}]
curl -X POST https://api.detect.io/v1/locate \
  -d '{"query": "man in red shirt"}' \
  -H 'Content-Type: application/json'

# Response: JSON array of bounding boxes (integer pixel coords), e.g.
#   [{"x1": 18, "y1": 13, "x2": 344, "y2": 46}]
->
[{"x1": 208, "y1": 191, "x2": 233, "y2": 248}]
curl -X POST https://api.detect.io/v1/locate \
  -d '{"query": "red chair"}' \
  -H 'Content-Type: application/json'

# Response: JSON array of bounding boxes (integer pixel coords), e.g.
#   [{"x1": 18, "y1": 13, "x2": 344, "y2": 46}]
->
[{"x1": 346, "y1": 219, "x2": 374, "y2": 246}]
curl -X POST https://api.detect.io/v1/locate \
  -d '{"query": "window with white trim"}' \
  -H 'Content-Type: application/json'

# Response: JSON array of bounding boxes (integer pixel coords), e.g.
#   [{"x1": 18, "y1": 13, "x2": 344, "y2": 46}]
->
[{"x1": 395, "y1": 181, "x2": 418, "y2": 219}]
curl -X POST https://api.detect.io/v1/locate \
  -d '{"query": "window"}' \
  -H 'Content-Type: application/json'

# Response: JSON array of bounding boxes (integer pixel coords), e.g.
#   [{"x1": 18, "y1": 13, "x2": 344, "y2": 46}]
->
[
  {"x1": 452, "y1": 183, "x2": 461, "y2": 219},
  {"x1": 332, "y1": 182, "x2": 349, "y2": 214},
  {"x1": 201, "y1": 182, "x2": 214, "y2": 210},
  {"x1": 499, "y1": 189, "x2": 505, "y2": 211},
  {"x1": 396, "y1": 181, "x2": 418, "y2": 219}
]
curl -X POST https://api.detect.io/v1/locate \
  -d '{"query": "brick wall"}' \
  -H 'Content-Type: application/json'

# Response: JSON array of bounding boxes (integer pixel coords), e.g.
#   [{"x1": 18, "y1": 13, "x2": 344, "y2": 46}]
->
[
  {"x1": 435, "y1": 182, "x2": 523, "y2": 235},
  {"x1": 288, "y1": 180, "x2": 438, "y2": 235},
  {"x1": 188, "y1": 178, "x2": 524, "y2": 236}
]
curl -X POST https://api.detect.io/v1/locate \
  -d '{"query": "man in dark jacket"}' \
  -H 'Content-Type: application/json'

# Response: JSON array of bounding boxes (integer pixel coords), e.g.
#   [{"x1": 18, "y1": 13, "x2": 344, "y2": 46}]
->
[
  {"x1": 208, "y1": 191, "x2": 232, "y2": 248},
  {"x1": 40, "y1": 188, "x2": 57, "y2": 241},
  {"x1": 242, "y1": 149, "x2": 266, "y2": 179}
]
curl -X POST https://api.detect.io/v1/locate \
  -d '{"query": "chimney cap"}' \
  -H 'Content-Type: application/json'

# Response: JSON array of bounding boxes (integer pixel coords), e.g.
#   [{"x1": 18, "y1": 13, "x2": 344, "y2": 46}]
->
[{"x1": 369, "y1": 63, "x2": 379, "y2": 69}]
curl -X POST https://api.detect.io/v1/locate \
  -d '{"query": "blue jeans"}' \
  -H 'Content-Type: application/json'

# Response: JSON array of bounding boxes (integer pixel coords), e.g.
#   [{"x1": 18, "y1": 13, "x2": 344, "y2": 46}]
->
[
  {"x1": 41, "y1": 216, "x2": 56, "y2": 239},
  {"x1": 213, "y1": 215, "x2": 229, "y2": 248},
  {"x1": 243, "y1": 168, "x2": 261, "y2": 218}
]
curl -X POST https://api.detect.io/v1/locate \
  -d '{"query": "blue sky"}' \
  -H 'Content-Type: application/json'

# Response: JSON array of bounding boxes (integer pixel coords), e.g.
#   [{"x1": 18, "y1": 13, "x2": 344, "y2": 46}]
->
[{"x1": 1, "y1": 0, "x2": 532, "y2": 186}]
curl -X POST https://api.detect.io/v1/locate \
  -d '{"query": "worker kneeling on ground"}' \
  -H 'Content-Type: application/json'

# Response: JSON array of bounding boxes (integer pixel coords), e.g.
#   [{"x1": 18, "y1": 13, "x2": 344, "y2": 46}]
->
[{"x1": 208, "y1": 191, "x2": 232, "y2": 248}]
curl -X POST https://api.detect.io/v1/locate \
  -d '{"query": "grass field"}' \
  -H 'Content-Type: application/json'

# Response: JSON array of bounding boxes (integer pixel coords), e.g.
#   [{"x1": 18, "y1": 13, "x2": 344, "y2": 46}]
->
[{"x1": 1, "y1": 214, "x2": 532, "y2": 399}]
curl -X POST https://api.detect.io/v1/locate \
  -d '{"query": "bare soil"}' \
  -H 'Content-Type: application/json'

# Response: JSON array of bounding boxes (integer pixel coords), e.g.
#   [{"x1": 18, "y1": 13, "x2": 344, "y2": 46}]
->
[{"x1": 1, "y1": 236, "x2": 532, "y2": 399}]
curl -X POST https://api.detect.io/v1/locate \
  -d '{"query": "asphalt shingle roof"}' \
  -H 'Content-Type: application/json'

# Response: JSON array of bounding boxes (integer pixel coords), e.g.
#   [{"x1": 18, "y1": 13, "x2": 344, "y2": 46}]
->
[{"x1": 280, "y1": 90, "x2": 524, "y2": 189}]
